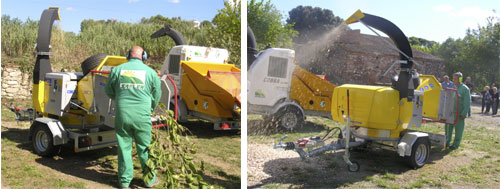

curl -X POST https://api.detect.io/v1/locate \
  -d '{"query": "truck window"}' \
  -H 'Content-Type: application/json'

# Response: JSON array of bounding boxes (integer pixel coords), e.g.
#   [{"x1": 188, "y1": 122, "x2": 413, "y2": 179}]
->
[
  {"x1": 168, "y1": 55, "x2": 181, "y2": 74},
  {"x1": 268, "y1": 56, "x2": 288, "y2": 78}
]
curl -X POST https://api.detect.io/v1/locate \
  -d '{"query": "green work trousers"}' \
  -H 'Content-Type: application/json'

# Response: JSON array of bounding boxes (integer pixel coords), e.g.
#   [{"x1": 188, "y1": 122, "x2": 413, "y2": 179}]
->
[
  {"x1": 116, "y1": 118, "x2": 156, "y2": 187},
  {"x1": 445, "y1": 118, "x2": 465, "y2": 148}
]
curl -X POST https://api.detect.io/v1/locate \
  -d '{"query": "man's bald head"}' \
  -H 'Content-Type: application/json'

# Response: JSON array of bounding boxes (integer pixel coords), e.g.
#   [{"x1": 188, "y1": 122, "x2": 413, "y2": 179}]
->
[{"x1": 129, "y1": 46, "x2": 144, "y2": 60}]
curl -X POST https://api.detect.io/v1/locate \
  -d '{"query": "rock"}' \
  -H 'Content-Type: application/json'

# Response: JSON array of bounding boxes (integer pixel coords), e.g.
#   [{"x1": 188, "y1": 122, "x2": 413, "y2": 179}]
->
[
  {"x1": 5, "y1": 87, "x2": 19, "y2": 93},
  {"x1": 7, "y1": 80, "x2": 18, "y2": 85},
  {"x1": 9, "y1": 71, "x2": 22, "y2": 77}
]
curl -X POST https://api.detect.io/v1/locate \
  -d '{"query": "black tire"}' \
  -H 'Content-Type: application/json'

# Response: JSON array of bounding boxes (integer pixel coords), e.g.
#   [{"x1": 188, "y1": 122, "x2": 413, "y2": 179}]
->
[
  {"x1": 405, "y1": 137, "x2": 430, "y2": 169},
  {"x1": 31, "y1": 124, "x2": 61, "y2": 157},
  {"x1": 81, "y1": 53, "x2": 109, "y2": 75},
  {"x1": 276, "y1": 106, "x2": 304, "y2": 130},
  {"x1": 347, "y1": 161, "x2": 360, "y2": 172}
]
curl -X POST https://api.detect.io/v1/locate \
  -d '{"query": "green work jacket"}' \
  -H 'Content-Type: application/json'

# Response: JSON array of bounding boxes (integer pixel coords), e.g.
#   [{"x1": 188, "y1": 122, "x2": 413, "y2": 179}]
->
[
  {"x1": 454, "y1": 83, "x2": 471, "y2": 118},
  {"x1": 104, "y1": 59, "x2": 162, "y2": 121}
]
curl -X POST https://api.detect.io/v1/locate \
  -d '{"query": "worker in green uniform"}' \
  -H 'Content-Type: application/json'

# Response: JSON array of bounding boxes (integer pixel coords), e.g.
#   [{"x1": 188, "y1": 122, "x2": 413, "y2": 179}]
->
[
  {"x1": 105, "y1": 46, "x2": 161, "y2": 188},
  {"x1": 445, "y1": 72, "x2": 471, "y2": 149}
]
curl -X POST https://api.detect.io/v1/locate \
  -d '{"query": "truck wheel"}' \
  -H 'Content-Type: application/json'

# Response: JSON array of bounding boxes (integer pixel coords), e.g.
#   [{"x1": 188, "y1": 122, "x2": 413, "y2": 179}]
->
[
  {"x1": 32, "y1": 124, "x2": 61, "y2": 157},
  {"x1": 405, "y1": 137, "x2": 430, "y2": 169},
  {"x1": 277, "y1": 106, "x2": 303, "y2": 130},
  {"x1": 81, "y1": 53, "x2": 109, "y2": 75}
]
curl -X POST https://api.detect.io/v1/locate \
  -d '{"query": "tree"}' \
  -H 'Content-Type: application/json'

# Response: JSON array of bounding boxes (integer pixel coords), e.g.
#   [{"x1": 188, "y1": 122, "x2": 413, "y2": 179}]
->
[
  {"x1": 200, "y1": 20, "x2": 212, "y2": 28},
  {"x1": 409, "y1": 36, "x2": 437, "y2": 48},
  {"x1": 248, "y1": 0, "x2": 297, "y2": 50},
  {"x1": 287, "y1": 6, "x2": 344, "y2": 43},
  {"x1": 205, "y1": 0, "x2": 241, "y2": 66},
  {"x1": 428, "y1": 17, "x2": 500, "y2": 92}
]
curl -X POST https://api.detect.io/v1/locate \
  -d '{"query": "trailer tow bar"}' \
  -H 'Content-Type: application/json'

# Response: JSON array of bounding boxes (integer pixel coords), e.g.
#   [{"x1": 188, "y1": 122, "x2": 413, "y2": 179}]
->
[{"x1": 274, "y1": 89, "x2": 364, "y2": 171}]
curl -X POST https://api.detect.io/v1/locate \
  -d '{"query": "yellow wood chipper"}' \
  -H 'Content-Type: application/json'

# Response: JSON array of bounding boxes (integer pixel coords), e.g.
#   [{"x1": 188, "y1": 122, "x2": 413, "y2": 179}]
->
[
  {"x1": 29, "y1": 8, "x2": 240, "y2": 157},
  {"x1": 273, "y1": 10, "x2": 458, "y2": 171}
]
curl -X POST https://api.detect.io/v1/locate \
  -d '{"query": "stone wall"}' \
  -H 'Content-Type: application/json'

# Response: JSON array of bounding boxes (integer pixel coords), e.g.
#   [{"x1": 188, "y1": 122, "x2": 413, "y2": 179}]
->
[
  {"x1": 2, "y1": 66, "x2": 32, "y2": 99},
  {"x1": 294, "y1": 32, "x2": 446, "y2": 85}
]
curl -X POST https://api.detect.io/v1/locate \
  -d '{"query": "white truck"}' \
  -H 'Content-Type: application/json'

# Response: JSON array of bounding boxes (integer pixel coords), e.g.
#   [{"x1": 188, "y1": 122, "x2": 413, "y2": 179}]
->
[
  {"x1": 247, "y1": 27, "x2": 336, "y2": 130},
  {"x1": 153, "y1": 25, "x2": 241, "y2": 130}
]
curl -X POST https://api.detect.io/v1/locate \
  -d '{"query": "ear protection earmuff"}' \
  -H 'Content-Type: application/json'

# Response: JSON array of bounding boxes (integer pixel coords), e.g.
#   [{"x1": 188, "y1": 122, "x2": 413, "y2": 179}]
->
[
  {"x1": 454, "y1": 72, "x2": 463, "y2": 83},
  {"x1": 126, "y1": 49, "x2": 148, "y2": 61}
]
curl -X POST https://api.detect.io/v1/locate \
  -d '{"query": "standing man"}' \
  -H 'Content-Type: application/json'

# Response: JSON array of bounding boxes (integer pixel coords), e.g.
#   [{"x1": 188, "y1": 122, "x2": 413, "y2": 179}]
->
[
  {"x1": 464, "y1": 76, "x2": 473, "y2": 117},
  {"x1": 445, "y1": 72, "x2": 471, "y2": 150},
  {"x1": 105, "y1": 46, "x2": 161, "y2": 188},
  {"x1": 441, "y1": 75, "x2": 455, "y2": 89},
  {"x1": 492, "y1": 87, "x2": 499, "y2": 116},
  {"x1": 481, "y1": 86, "x2": 491, "y2": 114}
]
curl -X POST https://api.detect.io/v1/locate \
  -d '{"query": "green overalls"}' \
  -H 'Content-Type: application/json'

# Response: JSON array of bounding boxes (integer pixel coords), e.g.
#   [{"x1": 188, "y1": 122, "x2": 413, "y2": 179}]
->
[
  {"x1": 105, "y1": 58, "x2": 162, "y2": 187},
  {"x1": 445, "y1": 83, "x2": 471, "y2": 148}
]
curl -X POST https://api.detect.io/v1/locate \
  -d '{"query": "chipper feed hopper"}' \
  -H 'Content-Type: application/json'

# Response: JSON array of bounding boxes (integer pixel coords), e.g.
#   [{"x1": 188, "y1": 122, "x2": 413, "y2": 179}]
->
[
  {"x1": 274, "y1": 10, "x2": 458, "y2": 171},
  {"x1": 153, "y1": 25, "x2": 241, "y2": 130},
  {"x1": 247, "y1": 27, "x2": 336, "y2": 130}
]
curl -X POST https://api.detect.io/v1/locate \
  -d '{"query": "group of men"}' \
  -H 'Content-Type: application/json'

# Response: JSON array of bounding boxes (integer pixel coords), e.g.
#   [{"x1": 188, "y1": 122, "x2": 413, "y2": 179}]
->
[
  {"x1": 481, "y1": 83, "x2": 499, "y2": 115},
  {"x1": 440, "y1": 73, "x2": 471, "y2": 150}
]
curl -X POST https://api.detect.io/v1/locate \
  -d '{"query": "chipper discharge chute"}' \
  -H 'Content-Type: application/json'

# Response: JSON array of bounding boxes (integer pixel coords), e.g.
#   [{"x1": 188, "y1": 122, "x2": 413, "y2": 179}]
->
[
  {"x1": 247, "y1": 26, "x2": 337, "y2": 130},
  {"x1": 153, "y1": 25, "x2": 241, "y2": 130},
  {"x1": 274, "y1": 10, "x2": 458, "y2": 171},
  {"x1": 28, "y1": 8, "x2": 173, "y2": 157}
]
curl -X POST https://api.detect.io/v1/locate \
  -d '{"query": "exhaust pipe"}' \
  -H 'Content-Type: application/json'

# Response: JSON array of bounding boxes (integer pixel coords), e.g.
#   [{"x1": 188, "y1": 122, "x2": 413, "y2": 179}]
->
[
  {"x1": 151, "y1": 24, "x2": 186, "y2": 46},
  {"x1": 247, "y1": 26, "x2": 257, "y2": 69}
]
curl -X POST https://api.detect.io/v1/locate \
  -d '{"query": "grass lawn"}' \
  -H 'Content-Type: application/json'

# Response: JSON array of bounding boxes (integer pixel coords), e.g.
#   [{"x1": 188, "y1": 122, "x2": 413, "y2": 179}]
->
[{"x1": 1, "y1": 98, "x2": 240, "y2": 188}]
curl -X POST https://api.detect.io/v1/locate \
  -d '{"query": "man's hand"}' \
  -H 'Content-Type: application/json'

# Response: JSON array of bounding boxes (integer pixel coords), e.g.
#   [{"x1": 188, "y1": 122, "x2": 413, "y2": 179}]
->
[{"x1": 459, "y1": 115, "x2": 466, "y2": 119}]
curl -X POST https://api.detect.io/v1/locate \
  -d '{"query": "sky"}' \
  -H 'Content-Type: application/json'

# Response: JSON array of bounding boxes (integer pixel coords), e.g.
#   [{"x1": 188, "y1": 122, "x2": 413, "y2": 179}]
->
[
  {"x1": 2, "y1": 0, "x2": 499, "y2": 43},
  {"x1": 273, "y1": 0, "x2": 500, "y2": 43},
  {"x1": 1, "y1": 0, "x2": 227, "y2": 33}
]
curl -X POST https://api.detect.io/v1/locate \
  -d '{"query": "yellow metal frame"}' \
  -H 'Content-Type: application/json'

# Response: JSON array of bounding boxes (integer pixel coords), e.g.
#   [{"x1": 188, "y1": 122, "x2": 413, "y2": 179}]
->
[
  {"x1": 345, "y1": 9, "x2": 365, "y2": 24},
  {"x1": 290, "y1": 66, "x2": 336, "y2": 115},
  {"x1": 331, "y1": 75, "x2": 443, "y2": 139},
  {"x1": 77, "y1": 56, "x2": 128, "y2": 110},
  {"x1": 179, "y1": 61, "x2": 241, "y2": 118},
  {"x1": 418, "y1": 75, "x2": 442, "y2": 119}
]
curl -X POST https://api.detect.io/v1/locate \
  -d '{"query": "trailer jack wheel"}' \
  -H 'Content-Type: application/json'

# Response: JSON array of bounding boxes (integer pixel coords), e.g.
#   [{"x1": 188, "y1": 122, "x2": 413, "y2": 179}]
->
[{"x1": 347, "y1": 161, "x2": 360, "y2": 172}]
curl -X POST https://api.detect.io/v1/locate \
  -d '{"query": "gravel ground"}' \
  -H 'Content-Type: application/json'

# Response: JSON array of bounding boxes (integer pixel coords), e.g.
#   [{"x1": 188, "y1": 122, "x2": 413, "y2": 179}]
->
[{"x1": 247, "y1": 105, "x2": 499, "y2": 188}]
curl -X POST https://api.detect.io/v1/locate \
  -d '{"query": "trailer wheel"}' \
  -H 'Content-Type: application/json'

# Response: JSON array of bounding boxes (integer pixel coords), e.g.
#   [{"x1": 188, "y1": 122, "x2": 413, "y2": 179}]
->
[
  {"x1": 81, "y1": 53, "x2": 109, "y2": 75},
  {"x1": 347, "y1": 161, "x2": 360, "y2": 172},
  {"x1": 277, "y1": 106, "x2": 303, "y2": 130},
  {"x1": 32, "y1": 124, "x2": 61, "y2": 157},
  {"x1": 405, "y1": 137, "x2": 430, "y2": 169}
]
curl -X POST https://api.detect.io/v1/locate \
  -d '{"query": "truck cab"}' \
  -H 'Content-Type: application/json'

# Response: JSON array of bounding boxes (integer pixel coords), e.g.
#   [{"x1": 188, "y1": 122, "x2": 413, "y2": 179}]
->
[
  {"x1": 159, "y1": 43, "x2": 240, "y2": 130},
  {"x1": 248, "y1": 48, "x2": 296, "y2": 109}
]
